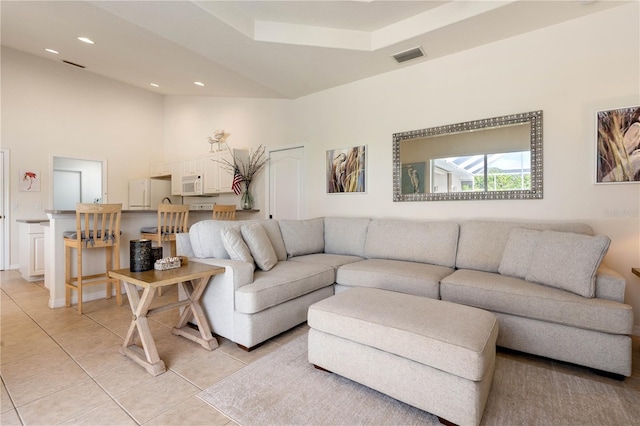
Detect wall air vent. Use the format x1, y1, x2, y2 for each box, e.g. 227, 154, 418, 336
392, 46, 425, 64
62, 60, 86, 69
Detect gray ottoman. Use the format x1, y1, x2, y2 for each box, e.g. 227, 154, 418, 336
308, 287, 498, 426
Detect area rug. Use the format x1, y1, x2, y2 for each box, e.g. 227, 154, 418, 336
199, 334, 640, 425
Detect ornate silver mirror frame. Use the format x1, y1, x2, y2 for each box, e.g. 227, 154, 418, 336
393, 110, 543, 201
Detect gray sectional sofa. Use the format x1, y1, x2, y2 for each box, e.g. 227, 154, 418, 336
176, 217, 634, 377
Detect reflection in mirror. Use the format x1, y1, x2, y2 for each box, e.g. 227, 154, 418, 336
52, 157, 105, 210
393, 111, 543, 201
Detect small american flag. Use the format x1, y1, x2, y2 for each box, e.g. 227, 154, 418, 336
232, 165, 243, 195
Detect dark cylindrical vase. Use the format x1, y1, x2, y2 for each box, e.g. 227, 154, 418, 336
151, 247, 163, 264
130, 239, 152, 272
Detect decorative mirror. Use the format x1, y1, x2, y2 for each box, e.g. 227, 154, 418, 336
393, 110, 543, 201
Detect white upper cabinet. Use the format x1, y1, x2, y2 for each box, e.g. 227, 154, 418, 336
150, 162, 172, 177
204, 149, 247, 194
182, 157, 204, 177
171, 161, 183, 195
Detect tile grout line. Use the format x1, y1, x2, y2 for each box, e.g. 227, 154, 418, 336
1, 286, 142, 426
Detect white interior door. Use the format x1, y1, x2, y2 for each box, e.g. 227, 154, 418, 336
0, 150, 5, 270
53, 170, 81, 210
268, 146, 304, 220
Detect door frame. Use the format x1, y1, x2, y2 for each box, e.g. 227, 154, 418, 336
267, 144, 305, 220
50, 154, 108, 208
1, 148, 9, 270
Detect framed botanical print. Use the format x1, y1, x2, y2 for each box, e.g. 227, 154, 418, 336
596, 105, 640, 183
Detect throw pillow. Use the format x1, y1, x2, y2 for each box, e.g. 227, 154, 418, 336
279, 218, 324, 258
498, 228, 542, 279
525, 230, 610, 298
220, 227, 254, 267
241, 223, 278, 271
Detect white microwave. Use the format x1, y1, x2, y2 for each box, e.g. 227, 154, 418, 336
182, 175, 203, 196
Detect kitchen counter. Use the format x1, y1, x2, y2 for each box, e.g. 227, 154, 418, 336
43, 208, 261, 309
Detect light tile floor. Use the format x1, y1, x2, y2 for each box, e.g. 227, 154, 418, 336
1, 269, 639, 425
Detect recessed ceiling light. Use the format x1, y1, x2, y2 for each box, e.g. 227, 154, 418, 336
45, 48, 59, 54
77, 37, 95, 44
194, 81, 205, 87
150, 83, 159, 88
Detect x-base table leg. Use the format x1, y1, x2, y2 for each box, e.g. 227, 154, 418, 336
120, 282, 166, 376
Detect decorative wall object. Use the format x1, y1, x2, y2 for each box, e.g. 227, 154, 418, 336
326, 145, 366, 193
20, 169, 41, 192
596, 105, 640, 183
393, 110, 543, 201
401, 162, 425, 194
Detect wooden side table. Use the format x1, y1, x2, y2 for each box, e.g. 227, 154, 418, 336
109, 261, 224, 376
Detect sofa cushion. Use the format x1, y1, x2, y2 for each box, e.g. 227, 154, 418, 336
364, 219, 459, 268
525, 230, 610, 298
189, 219, 286, 260
279, 218, 324, 258
498, 228, 541, 279
260, 219, 287, 262
324, 217, 370, 257
241, 223, 278, 271
220, 227, 254, 266
336, 258, 453, 299
440, 269, 633, 335
289, 253, 364, 270
235, 261, 335, 314
456, 220, 594, 272
190, 220, 239, 259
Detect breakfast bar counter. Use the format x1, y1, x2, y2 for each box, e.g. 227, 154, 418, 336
43, 209, 227, 309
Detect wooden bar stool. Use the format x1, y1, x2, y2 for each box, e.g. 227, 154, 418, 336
140, 204, 189, 296
64, 203, 123, 314
140, 204, 190, 258
212, 204, 236, 220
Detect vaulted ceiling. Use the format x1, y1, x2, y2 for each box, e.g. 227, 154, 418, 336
0, 1, 627, 99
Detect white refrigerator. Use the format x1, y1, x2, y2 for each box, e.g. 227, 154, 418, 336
128, 179, 173, 210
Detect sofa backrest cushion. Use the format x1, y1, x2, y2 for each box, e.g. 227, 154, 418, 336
364, 219, 459, 268
190, 220, 238, 259
190, 219, 286, 260
324, 217, 370, 257
456, 220, 594, 272
280, 218, 325, 258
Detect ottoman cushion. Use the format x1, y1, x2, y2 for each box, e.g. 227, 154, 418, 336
308, 287, 498, 382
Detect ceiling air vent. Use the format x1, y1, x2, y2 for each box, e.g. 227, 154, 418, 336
392, 46, 425, 64
62, 60, 86, 69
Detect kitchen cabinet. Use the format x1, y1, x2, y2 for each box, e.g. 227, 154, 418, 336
171, 161, 183, 195
182, 158, 204, 177
150, 162, 172, 177
19, 221, 46, 281
204, 149, 247, 194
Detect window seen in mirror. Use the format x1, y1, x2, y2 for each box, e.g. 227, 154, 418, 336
430, 151, 530, 193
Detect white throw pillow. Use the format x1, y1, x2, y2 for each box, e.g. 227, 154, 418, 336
220, 227, 254, 267
525, 230, 610, 298
498, 228, 542, 279
241, 223, 278, 271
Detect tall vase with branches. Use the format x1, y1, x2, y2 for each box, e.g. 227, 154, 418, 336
218, 145, 267, 210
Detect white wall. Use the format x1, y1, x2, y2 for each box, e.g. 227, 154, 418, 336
163, 96, 295, 212
287, 3, 640, 332
1, 47, 165, 267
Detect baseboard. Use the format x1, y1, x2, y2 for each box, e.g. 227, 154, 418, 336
50, 287, 123, 309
